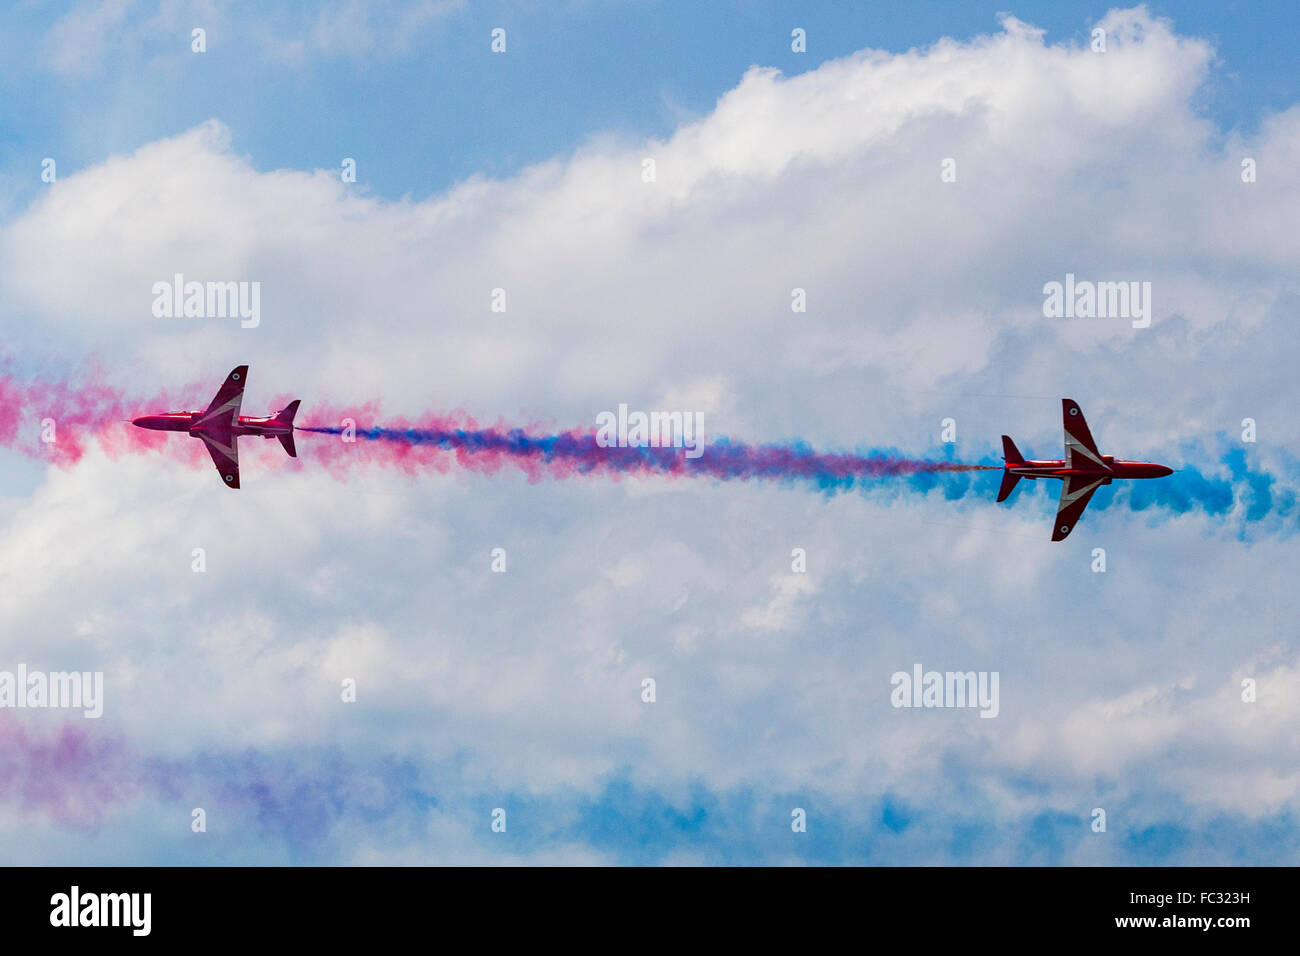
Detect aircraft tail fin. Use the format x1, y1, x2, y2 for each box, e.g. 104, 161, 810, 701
1001, 435, 1023, 464
275, 400, 299, 458
997, 436, 1024, 502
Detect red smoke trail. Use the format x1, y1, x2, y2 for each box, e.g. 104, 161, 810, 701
0, 370, 994, 484
0, 368, 207, 467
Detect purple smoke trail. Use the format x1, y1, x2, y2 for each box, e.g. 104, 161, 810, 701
295, 414, 994, 487
0, 717, 141, 827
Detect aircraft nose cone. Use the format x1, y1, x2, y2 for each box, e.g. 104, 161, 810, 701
1157, 465, 1173, 477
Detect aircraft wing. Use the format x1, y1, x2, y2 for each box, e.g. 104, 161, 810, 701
195, 365, 248, 431
1051, 474, 1104, 541
1062, 398, 1107, 471
197, 431, 240, 489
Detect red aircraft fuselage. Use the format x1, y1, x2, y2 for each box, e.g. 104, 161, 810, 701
1004, 457, 1173, 482
132, 410, 294, 440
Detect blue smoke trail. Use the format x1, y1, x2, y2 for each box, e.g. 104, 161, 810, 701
297, 415, 1297, 538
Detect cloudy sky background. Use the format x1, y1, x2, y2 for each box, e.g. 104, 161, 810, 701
0, 1, 1298, 863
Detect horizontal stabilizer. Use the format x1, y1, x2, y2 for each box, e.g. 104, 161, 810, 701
996, 470, 1022, 502
1001, 435, 1023, 465
274, 400, 300, 426
275, 400, 299, 458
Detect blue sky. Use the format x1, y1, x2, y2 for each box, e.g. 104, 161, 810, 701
3, 1, 1299, 207
1, 2, 1299, 865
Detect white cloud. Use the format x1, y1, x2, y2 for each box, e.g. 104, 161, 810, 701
43, 0, 139, 76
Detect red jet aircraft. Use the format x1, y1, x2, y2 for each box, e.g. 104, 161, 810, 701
132, 366, 299, 488
998, 399, 1172, 541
